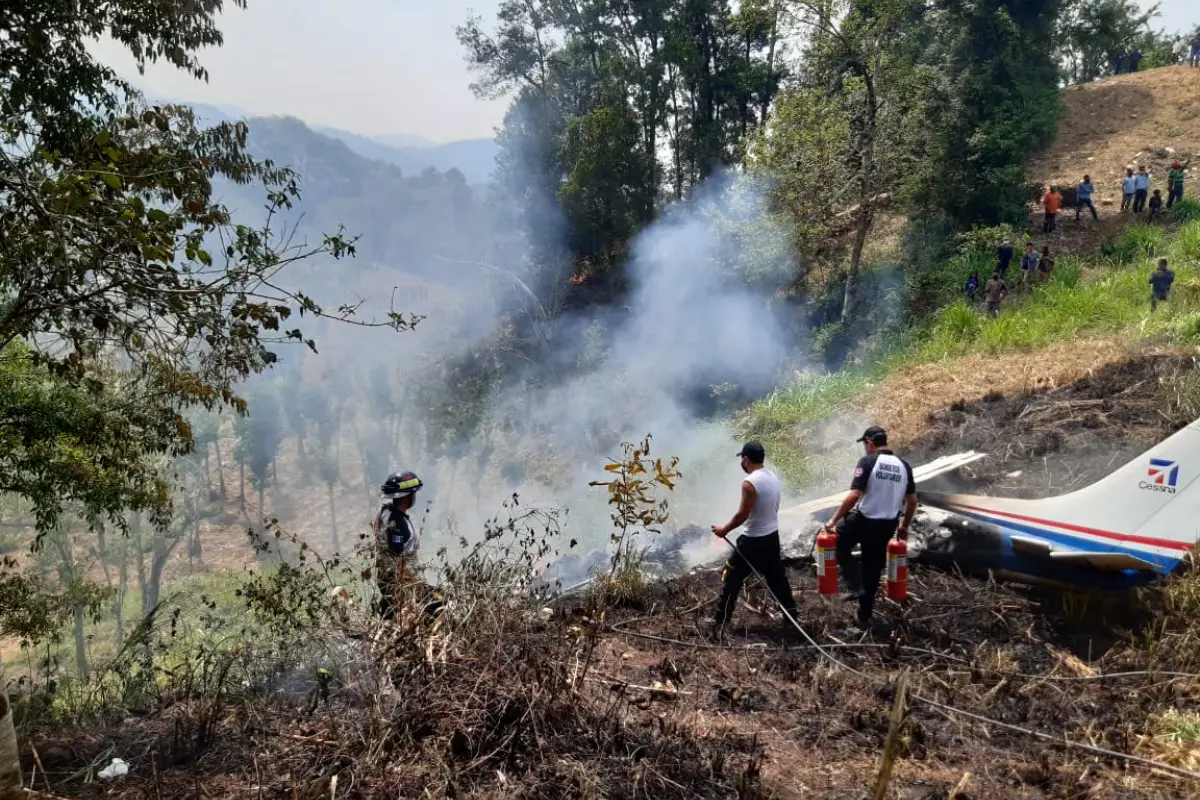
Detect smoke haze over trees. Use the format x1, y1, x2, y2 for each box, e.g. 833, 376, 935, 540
0, 0, 1195, 678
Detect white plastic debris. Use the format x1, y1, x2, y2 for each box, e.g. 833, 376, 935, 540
99, 758, 129, 780
1006, 470, 1024, 478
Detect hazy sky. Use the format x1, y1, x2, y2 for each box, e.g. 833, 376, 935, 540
91, 0, 509, 144
91, 0, 1198, 145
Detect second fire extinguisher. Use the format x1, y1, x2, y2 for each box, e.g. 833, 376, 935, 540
816, 526, 838, 595
885, 536, 907, 601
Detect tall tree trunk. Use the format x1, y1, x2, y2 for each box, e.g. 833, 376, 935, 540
72, 605, 88, 680
258, 485, 266, 538
327, 482, 340, 554
761, 1, 780, 126
115, 539, 128, 648
191, 510, 203, 569
50, 532, 89, 679
296, 436, 309, 485
145, 535, 182, 614
841, 207, 873, 325
133, 513, 148, 615
214, 442, 227, 499
842, 70, 879, 326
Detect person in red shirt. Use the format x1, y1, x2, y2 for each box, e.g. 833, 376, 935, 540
1042, 185, 1063, 233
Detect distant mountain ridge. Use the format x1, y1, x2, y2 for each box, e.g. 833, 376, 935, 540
143, 92, 498, 185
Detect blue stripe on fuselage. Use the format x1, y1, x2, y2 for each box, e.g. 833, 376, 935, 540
948, 507, 1181, 573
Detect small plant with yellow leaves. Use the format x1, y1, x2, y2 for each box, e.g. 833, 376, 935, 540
588, 435, 681, 591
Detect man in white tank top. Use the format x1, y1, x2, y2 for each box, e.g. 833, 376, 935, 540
707, 441, 798, 629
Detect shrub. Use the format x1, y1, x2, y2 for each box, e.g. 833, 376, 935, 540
1101, 225, 1163, 265
1169, 220, 1200, 264
1169, 198, 1200, 224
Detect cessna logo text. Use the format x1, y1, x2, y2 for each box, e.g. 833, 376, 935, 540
1140, 458, 1180, 494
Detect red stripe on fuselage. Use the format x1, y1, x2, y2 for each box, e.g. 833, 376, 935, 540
950, 503, 1194, 552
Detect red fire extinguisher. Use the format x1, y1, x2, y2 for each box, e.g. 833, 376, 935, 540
886, 536, 907, 601
816, 526, 838, 595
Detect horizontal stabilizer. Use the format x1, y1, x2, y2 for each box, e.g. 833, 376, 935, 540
1048, 551, 1162, 572
780, 451, 987, 522
1010, 535, 1053, 557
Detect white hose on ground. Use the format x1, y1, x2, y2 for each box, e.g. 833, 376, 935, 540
723, 537, 1200, 784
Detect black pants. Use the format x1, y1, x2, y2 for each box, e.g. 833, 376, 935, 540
377, 555, 400, 621
1168, 184, 1183, 208
1042, 212, 1056, 233
1076, 199, 1097, 220
837, 513, 899, 627
715, 531, 797, 624
1134, 189, 1148, 213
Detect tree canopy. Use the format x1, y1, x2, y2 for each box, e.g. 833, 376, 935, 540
0, 0, 414, 532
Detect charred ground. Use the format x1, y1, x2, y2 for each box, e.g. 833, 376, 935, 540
17, 356, 1200, 798
910, 352, 1198, 498
23, 551, 1200, 799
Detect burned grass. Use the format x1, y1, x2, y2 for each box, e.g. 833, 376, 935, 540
19, 552, 1200, 799
906, 351, 1199, 498
18, 352, 1200, 798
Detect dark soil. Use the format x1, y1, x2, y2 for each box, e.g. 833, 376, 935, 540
911, 354, 1198, 498
19, 354, 1200, 799
24, 555, 1200, 799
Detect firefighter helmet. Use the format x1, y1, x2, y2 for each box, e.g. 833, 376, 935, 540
381, 470, 423, 500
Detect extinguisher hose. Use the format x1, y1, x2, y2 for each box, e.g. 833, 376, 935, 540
722, 538, 1200, 783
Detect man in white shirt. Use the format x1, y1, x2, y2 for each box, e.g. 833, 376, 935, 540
707, 441, 798, 629
824, 426, 916, 635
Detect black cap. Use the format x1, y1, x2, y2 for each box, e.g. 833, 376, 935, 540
856, 426, 888, 445
736, 441, 766, 462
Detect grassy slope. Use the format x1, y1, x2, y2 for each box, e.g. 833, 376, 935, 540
740, 67, 1200, 482
744, 214, 1200, 483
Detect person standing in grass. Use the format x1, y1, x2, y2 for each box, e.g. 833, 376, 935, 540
1190, 35, 1200, 68
1042, 185, 1063, 233
984, 272, 1007, 318
964, 270, 981, 302
1038, 246, 1055, 282
1133, 165, 1151, 213
1076, 175, 1098, 221
1121, 168, 1136, 212
1168, 160, 1187, 208
1150, 259, 1175, 312
1149, 189, 1164, 222
1020, 242, 1039, 287
996, 238, 1015, 277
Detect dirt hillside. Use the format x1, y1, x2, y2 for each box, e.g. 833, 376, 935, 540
1026, 65, 1200, 254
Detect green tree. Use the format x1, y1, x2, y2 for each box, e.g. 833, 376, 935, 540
906, 0, 1064, 227
458, 0, 785, 284
240, 385, 284, 537
755, 0, 925, 322
0, 0, 416, 536
1058, 0, 1159, 83
559, 100, 655, 282
303, 387, 344, 553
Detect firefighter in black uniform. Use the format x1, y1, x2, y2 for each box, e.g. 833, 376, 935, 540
824, 426, 917, 635
373, 470, 423, 621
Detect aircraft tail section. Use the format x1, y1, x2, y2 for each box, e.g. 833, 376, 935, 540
921, 418, 1200, 571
